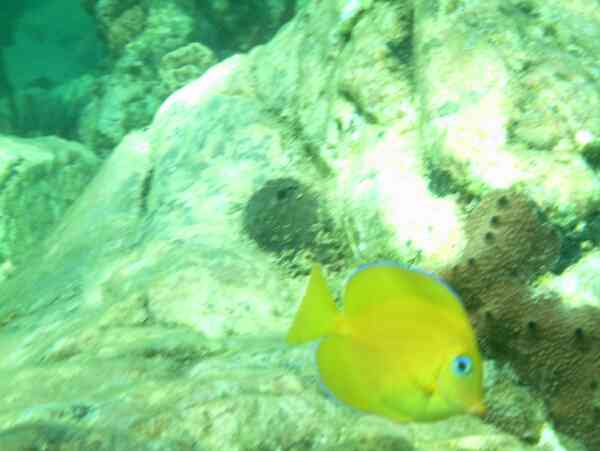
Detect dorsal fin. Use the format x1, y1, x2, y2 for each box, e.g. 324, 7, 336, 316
342, 261, 467, 319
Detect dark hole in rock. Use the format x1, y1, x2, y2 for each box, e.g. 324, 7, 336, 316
497, 195, 510, 208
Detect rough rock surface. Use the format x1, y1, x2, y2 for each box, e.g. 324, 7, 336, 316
0, 0, 599, 450
415, 0, 600, 227
0, 129, 544, 450
79, 0, 301, 155
0, 135, 99, 279
538, 249, 600, 308
79, 1, 198, 154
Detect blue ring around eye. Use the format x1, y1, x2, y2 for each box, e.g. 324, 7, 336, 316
452, 355, 473, 376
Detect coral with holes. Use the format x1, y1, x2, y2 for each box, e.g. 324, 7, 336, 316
445, 190, 560, 310
442, 189, 600, 449
474, 280, 600, 449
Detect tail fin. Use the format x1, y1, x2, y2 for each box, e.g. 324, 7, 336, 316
286, 264, 338, 345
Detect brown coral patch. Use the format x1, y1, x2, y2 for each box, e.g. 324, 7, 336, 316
444, 189, 560, 311
474, 280, 600, 448
442, 188, 599, 448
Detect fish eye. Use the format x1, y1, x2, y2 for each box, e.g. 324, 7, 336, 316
452, 355, 473, 376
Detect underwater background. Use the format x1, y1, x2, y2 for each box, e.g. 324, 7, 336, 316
0, 0, 599, 450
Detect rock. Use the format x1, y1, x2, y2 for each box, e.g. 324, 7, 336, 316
80, 0, 300, 154
0, 0, 596, 449
0, 135, 99, 275
537, 249, 600, 308
414, 0, 600, 228
80, 1, 197, 154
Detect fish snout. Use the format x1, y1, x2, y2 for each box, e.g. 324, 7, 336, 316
468, 400, 487, 416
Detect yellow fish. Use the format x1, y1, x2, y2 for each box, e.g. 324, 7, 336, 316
287, 262, 485, 422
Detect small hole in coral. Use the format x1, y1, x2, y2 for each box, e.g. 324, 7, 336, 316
591, 380, 598, 390
484, 232, 495, 243
467, 257, 476, 266
527, 320, 537, 333
497, 196, 510, 208
276, 186, 297, 201
484, 311, 494, 321
490, 215, 500, 226
575, 327, 584, 340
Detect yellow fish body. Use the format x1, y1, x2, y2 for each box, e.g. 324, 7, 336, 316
287, 262, 485, 422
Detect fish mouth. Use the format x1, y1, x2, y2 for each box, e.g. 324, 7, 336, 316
468, 400, 486, 416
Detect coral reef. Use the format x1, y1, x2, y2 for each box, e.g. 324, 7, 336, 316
104, 5, 147, 54
443, 188, 600, 449
1, 0, 600, 449
159, 42, 217, 93
79, 1, 197, 154
0, 134, 100, 270
79, 0, 302, 154
482, 361, 547, 444
447, 189, 561, 310
196, 0, 298, 56
476, 281, 600, 449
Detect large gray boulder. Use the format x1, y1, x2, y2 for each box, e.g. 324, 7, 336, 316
0, 0, 597, 449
